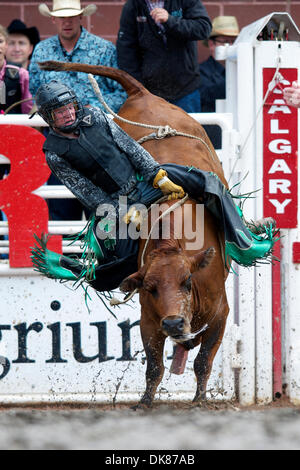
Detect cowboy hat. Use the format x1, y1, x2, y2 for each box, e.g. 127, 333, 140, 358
210, 16, 239, 38
7, 19, 40, 46
38, 0, 97, 17
203, 16, 239, 46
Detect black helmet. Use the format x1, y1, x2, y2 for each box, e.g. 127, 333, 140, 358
35, 80, 84, 133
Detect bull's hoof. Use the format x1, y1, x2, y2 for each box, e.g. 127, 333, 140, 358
131, 401, 152, 411
192, 398, 222, 410
192, 399, 211, 410
192, 392, 206, 404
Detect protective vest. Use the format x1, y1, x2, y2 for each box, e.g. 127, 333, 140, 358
0, 66, 22, 114
43, 109, 137, 194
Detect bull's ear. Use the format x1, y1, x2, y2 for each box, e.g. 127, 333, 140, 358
119, 270, 145, 293
191, 247, 215, 271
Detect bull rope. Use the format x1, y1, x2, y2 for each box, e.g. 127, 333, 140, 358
88, 74, 218, 163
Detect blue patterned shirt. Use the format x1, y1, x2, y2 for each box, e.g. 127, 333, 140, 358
29, 27, 127, 112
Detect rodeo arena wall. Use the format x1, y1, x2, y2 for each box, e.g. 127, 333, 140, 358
0, 9, 300, 407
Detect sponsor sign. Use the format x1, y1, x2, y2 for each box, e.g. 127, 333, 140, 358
0, 276, 223, 402
263, 68, 298, 228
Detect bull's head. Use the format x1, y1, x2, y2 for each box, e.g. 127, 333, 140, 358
120, 246, 215, 346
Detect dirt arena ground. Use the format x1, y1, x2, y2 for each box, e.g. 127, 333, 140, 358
0, 397, 299, 450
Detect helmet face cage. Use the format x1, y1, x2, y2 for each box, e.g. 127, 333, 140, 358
36, 81, 84, 133
48, 94, 83, 133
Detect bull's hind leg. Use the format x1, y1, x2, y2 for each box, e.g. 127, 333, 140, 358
138, 320, 166, 408
193, 307, 229, 402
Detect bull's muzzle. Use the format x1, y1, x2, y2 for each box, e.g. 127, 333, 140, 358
161, 315, 208, 346
161, 316, 185, 337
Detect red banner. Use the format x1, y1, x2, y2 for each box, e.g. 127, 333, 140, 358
263, 68, 298, 228
0, 125, 62, 267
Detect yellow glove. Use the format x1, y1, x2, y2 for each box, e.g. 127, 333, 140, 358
153, 169, 185, 200
123, 206, 143, 230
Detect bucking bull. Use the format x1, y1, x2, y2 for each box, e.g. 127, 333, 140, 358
38, 60, 230, 406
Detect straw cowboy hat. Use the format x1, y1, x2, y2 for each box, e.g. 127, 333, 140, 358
203, 16, 239, 46
39, 0, 97, 17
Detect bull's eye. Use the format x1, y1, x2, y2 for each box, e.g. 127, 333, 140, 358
144, 283, 158, 298
150, 287, 158, 298
183, 275, 192, 291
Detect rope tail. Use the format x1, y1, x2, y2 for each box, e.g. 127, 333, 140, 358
4, 97, 34, 115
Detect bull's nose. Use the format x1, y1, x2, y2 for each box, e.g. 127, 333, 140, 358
162, 317, 184, 335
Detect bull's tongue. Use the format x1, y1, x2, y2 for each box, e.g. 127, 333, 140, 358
170, 344, 188, 375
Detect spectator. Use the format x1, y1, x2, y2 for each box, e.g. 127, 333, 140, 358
199, 16, 239, 148
6, 19, 40, 70
283, 81, 300, 108
116, 0, 211, 113
29, 0, 128, 221
0, 25, 33, 115
29, 0, 127, 112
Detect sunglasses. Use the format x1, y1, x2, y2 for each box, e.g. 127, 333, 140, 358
212, 37, 236, 45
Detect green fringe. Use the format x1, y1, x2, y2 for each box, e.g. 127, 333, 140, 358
223, 175, 281, 270
66, 215, 103, 283
30, 227, 120, 317
31, 234, 77, 280
225, 223, 280, 270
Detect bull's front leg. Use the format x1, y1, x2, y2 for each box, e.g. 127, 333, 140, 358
138, 320, 166, 408
193, 313, 228, 403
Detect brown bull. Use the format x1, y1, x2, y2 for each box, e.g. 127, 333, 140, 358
39, 61, 230, 405
120, 201, 228, 405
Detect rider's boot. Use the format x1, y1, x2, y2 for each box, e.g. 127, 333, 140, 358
161, 164, 278, 268
206, 190, 277, 267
